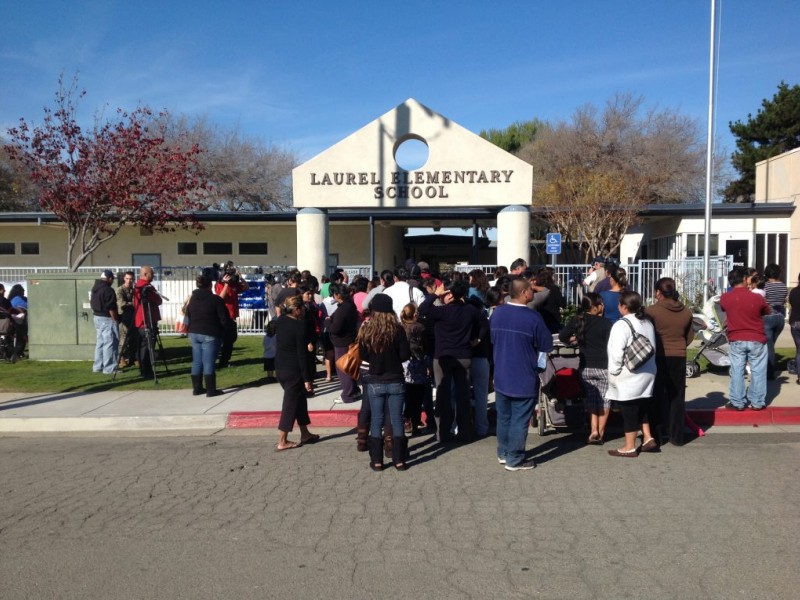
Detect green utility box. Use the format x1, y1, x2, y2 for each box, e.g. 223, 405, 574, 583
27, 273, 100, 360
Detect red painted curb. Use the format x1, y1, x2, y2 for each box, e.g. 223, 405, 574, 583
227, 410, 360, 429
226, 407, 800, 429
687, 407, 800, 428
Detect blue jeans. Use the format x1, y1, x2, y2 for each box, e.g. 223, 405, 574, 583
763, 313, 785, 370
366, 381, 405, 438
495, 390, 535, 467
470, 357, 490, 436
189, 333, 221, 376
728, 340, 767, 409
93, 316, 119, 374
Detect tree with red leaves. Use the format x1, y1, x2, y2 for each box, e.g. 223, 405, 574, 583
6, 75, 208, 271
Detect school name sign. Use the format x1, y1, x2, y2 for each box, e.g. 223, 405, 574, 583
310, 169, 516, 200
292, 98, 532, 209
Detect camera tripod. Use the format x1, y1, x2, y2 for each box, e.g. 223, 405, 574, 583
113, 287, 169, 383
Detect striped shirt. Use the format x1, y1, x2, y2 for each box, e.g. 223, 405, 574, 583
764, 281, 788, 313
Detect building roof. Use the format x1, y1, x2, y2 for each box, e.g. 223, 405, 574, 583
0, 201, 793, 225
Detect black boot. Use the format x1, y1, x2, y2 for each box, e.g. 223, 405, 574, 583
356, 425, 369, 452
392, 436, 409, 471
368, 437, 384, 471
383, 425, 393, 459
191, 375, 205, 396
205, 374, 223, 397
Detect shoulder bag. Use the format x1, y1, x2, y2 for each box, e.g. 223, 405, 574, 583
335, 342, 362, 380
622, 318, 654, 371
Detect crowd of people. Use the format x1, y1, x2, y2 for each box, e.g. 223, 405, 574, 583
78, 258, 800, 471
265, 258, 798, 471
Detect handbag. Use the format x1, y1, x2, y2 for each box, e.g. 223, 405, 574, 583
335, 342, 362, 380
621, 318, 654, 371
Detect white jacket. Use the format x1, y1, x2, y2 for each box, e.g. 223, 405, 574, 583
606, 314, 657, 401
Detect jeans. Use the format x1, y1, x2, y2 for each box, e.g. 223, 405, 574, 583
763, 313, 785, 371
470, 357, 490, 436
93, 316, 119, 374
494, 391, 535, 467
728, 340, 767, 409
189, 333, 221, 376
366, 381, 405, 439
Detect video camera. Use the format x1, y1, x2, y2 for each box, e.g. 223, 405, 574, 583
211, 260, 240, 285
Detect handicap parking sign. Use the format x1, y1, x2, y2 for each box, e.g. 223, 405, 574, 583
546, 232, 561, 255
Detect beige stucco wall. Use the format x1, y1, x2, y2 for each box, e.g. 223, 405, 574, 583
0, 220, 406, 275
755, 148, 799, 285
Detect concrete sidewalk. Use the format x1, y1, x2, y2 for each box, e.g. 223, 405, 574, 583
1, 365, 798, 433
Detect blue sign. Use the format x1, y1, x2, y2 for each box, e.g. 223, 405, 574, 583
545, 232, 562, 255
239, 280, 266, 310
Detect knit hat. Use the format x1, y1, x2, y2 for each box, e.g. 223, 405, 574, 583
369, 293, 394, 314
100, 270, 114, 281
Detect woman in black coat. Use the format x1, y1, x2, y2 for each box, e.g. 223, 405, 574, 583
326, 283, 361, 403
275, 294, 319, 451
186, 274, 230, 397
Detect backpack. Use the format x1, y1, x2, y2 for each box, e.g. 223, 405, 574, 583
621, 318, 654, 371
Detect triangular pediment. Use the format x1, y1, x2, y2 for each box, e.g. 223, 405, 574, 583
293, 98, 532, 208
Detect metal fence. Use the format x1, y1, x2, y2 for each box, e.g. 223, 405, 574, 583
1, 257, 734, 336
1, 264, 292, 336
455, 256, 733, 309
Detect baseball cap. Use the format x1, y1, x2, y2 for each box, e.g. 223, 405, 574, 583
101, 270, 115, 280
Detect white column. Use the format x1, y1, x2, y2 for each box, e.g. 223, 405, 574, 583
296, 208, 328, 278
497, 205, 530, 269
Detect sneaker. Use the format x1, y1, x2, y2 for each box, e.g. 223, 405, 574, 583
497, 457, 507, 464
333, 396, 345, 404
724, 401, 746, 411
504, 461, 535, 471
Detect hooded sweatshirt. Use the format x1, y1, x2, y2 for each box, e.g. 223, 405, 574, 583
90, 279, 118, 317
645, 298, 694, 357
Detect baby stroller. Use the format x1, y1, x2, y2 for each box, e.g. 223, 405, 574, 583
534, 340, 585, 435
0, 307, 18, 363
686, 295, 730, 378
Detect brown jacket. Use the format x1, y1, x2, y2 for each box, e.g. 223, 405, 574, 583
645, 298, 694, 357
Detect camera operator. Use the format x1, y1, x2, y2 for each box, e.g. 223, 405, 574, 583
133, 266, 163, 379
214, 261, 249, 369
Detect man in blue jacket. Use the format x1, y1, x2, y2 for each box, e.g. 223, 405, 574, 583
490, 276, 553, 471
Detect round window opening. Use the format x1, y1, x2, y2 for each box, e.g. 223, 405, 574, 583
394, 137, 429, 171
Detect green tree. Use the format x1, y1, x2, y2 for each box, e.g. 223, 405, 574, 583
479, 119, 545, 154
724, 81, 800, 202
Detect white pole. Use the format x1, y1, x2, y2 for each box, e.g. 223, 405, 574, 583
703, 0, 717, 303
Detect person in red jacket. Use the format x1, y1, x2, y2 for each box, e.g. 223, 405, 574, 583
133, 266, 163, 379
719, 266, 771, 411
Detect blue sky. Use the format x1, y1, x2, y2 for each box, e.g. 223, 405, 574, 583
2, 1, 799, 167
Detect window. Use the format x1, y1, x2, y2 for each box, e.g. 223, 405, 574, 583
203, 242, 233, 255
239, 242, 268, 255
20, 242, 39, 255
755, 233, 788, 276
0, 242, 14, 255
177, 242, 197, 255
686, 234, 718, 257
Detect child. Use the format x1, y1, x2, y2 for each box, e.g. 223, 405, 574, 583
263, 320, 277, 383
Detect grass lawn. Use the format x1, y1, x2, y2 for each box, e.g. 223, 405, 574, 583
0, 336, 270, 394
